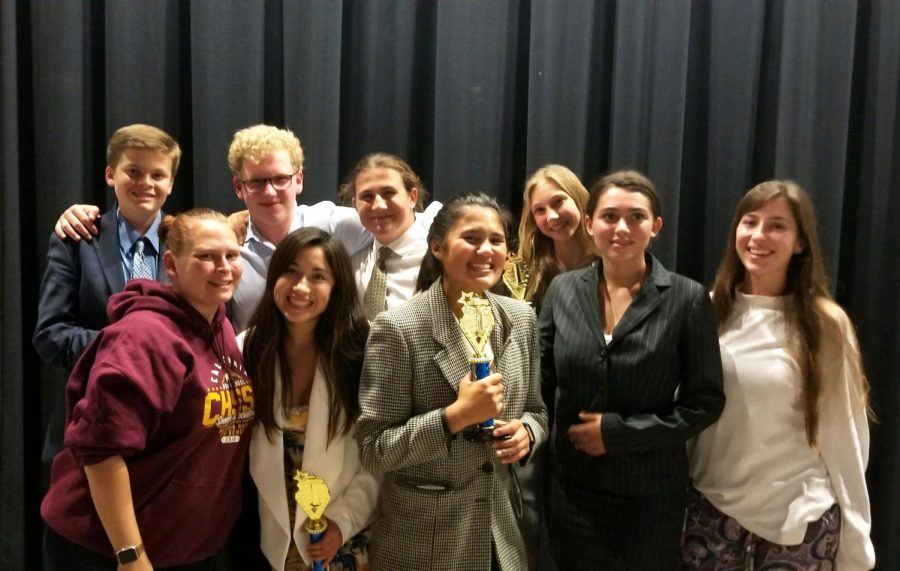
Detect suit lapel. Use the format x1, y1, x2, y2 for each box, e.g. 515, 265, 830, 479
96, 209, 126, 294
302, 365, 343, 486
577, 264, 607, 348
607, 255, 669, 349
249, 364, 292, 537
486, 292, 509, 364
431, 281, 475, 392
157, 238, 169, 285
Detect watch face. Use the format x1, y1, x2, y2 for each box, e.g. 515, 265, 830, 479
116, 546, 139, 564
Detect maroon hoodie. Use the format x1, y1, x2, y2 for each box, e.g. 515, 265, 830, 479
41, 280, 254, 566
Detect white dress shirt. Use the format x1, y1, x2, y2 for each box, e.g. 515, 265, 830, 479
352, 222, 428, 313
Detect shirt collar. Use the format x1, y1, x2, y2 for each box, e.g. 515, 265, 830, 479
245, 205, 302, 248
117, 208, 162, 253
373, 221, 427, 257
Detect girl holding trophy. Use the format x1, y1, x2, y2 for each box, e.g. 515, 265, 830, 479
242, 228, 377, 571
356, 192, 548, 571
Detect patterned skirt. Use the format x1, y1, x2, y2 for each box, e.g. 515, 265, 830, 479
681, 486, 841, 571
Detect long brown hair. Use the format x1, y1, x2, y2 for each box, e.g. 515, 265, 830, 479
711, 180, 870, 446
517, 165, 593, 304
243, 228, 370, 444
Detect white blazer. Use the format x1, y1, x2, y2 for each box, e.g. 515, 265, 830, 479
240, 334, 380, 570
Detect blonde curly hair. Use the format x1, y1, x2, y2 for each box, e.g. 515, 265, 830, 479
227, 124, 304, 176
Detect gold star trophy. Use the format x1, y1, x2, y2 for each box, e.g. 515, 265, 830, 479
294, 470, 331, 571
502, 253, 531, 302
458, 291, 496, 431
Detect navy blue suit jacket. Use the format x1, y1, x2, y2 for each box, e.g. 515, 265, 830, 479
33, 207, 166, 458
539, 255, 725, 495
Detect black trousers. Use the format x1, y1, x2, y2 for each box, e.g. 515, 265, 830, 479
546, 472, 685, 570
43, 527, 221, 571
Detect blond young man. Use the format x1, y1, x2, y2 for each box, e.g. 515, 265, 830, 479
34, 124, 182, 459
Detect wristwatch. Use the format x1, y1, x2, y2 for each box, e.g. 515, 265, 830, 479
115, 543, 144, 565
523, 423, 536, 450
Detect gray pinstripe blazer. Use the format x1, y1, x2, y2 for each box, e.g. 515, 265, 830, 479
540, 255, 724, 495
356, 279, 548, 571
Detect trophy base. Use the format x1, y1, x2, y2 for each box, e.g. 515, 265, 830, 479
461, 425, 512, 442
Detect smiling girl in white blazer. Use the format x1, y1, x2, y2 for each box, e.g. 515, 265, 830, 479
240, 227, 378, 571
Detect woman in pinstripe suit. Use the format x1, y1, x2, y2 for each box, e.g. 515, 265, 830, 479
540, 171, 725, 570
356, 193, 548, 571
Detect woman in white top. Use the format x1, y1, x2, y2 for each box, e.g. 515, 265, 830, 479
683, 180, 874, 570
241, 227, 378, 571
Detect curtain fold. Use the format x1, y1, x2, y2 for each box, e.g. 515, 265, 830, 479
5, 1, 899, 568
1, 0, 25, 566
609, 0, 693, 266
283, 0, 344, 203
433, 0, 527, 200
189, 0, 266, 212
849, 2, 900, 566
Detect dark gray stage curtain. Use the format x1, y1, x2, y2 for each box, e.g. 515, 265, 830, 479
698, 0, 765, 278
283, 0, 344, 203
526, 0, 615, 182
190, 0, 267, 212
1, 1, 26, 567
334, 0, 436, 200
432, 1, 529, 206
106, 0, 192, 212
847, 1, 900, 566
4, 1, 900, 568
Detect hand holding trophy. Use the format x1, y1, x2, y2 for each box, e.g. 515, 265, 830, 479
457, 291, 501, 436
294, 470, 332, 571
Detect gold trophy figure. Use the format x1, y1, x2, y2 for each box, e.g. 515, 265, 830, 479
502, 253, 532, 302
458, 292, 496, 432
294, 470, 331, 571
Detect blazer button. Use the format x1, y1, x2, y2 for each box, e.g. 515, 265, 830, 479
599, 349, 607, 360
481, 461, 494, 474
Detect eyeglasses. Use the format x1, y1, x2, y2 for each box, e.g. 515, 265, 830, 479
239, 173, 296, 194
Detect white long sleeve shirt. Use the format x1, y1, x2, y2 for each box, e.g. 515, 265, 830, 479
690, 292, 874, 570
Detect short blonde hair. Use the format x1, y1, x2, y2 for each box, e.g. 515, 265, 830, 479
107, 124, 182, 175
227, 124, 304, 176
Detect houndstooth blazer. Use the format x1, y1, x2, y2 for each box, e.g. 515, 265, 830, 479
356, 279, 548, 571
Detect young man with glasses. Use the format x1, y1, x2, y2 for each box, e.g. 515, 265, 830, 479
225, 124, 373, 330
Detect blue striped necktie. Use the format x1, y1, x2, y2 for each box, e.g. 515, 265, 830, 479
131, 238, 153, 280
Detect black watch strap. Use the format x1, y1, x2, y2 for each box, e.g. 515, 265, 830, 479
115, 543, 144, 565
523, 423, 535, 448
